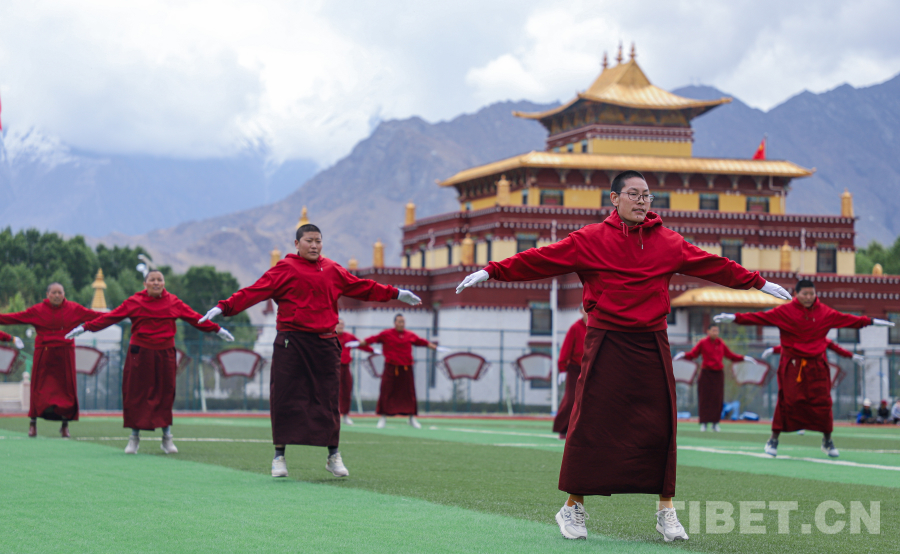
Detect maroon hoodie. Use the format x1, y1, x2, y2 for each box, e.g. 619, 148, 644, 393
486, 210, 766, 332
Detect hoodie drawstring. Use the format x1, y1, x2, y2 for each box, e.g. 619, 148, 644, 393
620, 222, 644, 250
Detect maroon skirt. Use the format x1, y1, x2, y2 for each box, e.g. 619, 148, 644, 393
376, 364, 417, 416
122, 345, 176, 430
772, 353, 833, 434
553, 364, 580, 435
559, 329, 676, 497
270, 331, 342, 446
339, 363, 353, 415
30, 345, 79, 421
697, 368, 725, 424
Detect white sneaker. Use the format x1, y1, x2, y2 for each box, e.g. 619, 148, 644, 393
342, 415, 354, 426
326, 453, 349, 477
822, 439, 839, 458
555, 502, 588, 540
376, 416, 386, 429
160, 434, 178, 454
699, 423, 707, 432
656, 507, 688, 542
764, 438, 778, 457
271, 455, 288, 477
713, 423, 721, 432
125, 436, 140, 454
409, 416, 422, 429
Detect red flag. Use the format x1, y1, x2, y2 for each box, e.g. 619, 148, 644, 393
752, 137, 766, 160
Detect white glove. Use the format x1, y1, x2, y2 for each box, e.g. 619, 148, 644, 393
456, 269, 489, 294
344, 341, 361, 348
872, 318, 895, 327
672, 351, 686, 362
435, 346, 452, 353
397, 289, 422, 306
852, 353, 866, 364
217, 328, 235, 342
198, 306, 223, 324
743, 355, 759, 365
760, 281, 792, 300
713, 313, 736, 324
13, 337, 24, 350
372, 345, 383, 355
762, 347, 775, 359
558, 372, 567, 385
65, 325, 85, 340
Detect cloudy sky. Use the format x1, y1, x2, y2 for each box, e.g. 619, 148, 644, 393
2, 0, 899, 167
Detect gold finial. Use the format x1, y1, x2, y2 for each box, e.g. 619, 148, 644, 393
373, 239, 384, 268
872, 263, 883, 276
90, 268, 108, 311
840, 188, 854, 218
405, 202, 416, 226
461, 234, 475, 266
616, 41, 623, 64
630, 43, 636, 61
270, 248, 281, 268
296, 206, 310, 229
348, 258, 358, 270
601, 51, 608, 70
780, 241, 792, 272
496, 174, 511, 206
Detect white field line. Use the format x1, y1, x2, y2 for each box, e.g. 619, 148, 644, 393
492, 443, 564, 448
678, 445, 900, 471
440, 427, 560, 439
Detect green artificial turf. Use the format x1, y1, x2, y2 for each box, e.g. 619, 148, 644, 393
1, 416, 897, 553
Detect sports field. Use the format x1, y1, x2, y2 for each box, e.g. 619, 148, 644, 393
1, 415, 897, 553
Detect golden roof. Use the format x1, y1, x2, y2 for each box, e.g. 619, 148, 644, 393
670, 287, 789, 309
514, 60, 730, 120
440, 151, 814, 187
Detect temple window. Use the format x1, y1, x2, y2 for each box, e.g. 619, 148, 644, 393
601, 192, 614, 207
888, 313, 900, 344
580, 140, 588, 153
747, 196, 770, 213
420, 249, 426, 268
529, 302, 552, 336
816, 243, 837, 273
540, 189, 563, 206
447, 243, 453, 265
653, 192, 670, 209
699, 193, 719, 210
567, 144, 574, 153
522, 189, 529, 205
516, 237, 537, 253
837, 312, 862, 343
721, 239, 743, 264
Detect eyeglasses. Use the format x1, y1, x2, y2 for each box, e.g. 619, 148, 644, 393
621, 191, 654, 203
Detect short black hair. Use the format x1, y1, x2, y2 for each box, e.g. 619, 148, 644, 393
796, 279, 815, 293
144, 269, 164, 281
46, 282, 65, 294
611, 170, 646, 194
296, 224, 322, 241
394, 313, 404, 321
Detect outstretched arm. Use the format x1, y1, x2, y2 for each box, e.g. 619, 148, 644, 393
721, 342, 746, 362
0, 306, 40, 326
339, 266, 401, 303
214, 266, 286, 319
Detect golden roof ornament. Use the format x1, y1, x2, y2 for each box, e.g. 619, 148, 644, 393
348, 258, 359, 270
405, 202, 416, 226
496, 174, 511, 206
461, 234, 475, 266
840, 189, 854, 218
780, 241, 792, 272
601, 52, 608, 70
872, 263, 883, 276
90, 268, 108, 311
373, 239, 384, 268
296, 206, 310, 229
615, 42, 623, 64
630, 43, 636, 61
270, 248, 281, 268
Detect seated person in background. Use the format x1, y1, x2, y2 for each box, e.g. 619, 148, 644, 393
857, 399, 875, 424
891, 399, 900, 425
876, 400, 890, 424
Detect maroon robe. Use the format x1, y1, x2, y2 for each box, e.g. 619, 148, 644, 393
0, 300, 102, 421
82, 290, 220, 430
365, 329, 430, 416
684, 337, 744, 424
337, 332, 371, 415
734, 298, 871, 434
553, 319, 587, 435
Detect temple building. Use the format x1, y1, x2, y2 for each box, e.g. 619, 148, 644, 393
336, 48, 900, 408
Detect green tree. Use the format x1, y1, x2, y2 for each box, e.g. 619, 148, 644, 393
856, 235, 900, 275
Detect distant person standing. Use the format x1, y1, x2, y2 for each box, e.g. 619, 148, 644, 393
360, 314, 436, 429
335, 318, 372, 425
553, 308, 588, 440
68, 271, 233, 454
0, 283, 101, 438
673, 325, 757, 432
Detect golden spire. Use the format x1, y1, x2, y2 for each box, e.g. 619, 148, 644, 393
348, 258, 358, 270
840, 189, 854, 218
373, 239, 384, 268
296, 206, 310, 229
270, 248, 281, 268
615, 41, 623, 64
601, 51, 608, 70
780, 241, 792, 272
630, 43, 636, 61
405, 202, 416, 226
461, 234, 475, 266
872, 263, 883, 276
496, 174, 511, 206
90, 268, 108, 311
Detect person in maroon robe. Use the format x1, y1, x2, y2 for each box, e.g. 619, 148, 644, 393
456, 170, 792, 542
714, 279, 893, 458
553, 308, 587, 439
765, 339, 864, 367
360, 313, 436, 430
673, 325, 757, 432
335, 318, 372, 425
198, 224, 421, 479
0, 283, 102, 438
67, 270, 232, 454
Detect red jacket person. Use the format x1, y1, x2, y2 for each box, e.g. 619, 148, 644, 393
456, 170, 791, 542
335, 318, 372, 425
553, 309, 587, 439
198, 224, 422, 479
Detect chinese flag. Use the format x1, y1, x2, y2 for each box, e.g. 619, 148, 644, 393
752, 137, 766, 160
